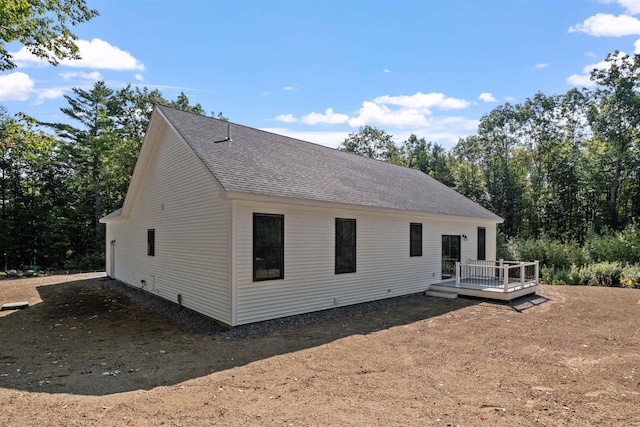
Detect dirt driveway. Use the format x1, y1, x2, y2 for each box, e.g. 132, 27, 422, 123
0, 274, 639, 426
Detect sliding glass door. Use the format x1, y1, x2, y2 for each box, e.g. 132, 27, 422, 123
442, 235, 461, 279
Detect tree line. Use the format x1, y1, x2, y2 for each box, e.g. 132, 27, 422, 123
340, 51, 640, 245
2, 50, 639, 271
0, 82, 220, 270
2, 3, 638, 278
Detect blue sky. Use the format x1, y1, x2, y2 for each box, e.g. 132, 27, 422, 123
1, 0, 640, 148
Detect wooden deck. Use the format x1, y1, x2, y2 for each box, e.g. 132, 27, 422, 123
427, 260, 540, 301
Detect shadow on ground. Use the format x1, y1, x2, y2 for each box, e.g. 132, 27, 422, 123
0, 277, 478, 396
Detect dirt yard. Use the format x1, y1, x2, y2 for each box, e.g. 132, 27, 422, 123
0, 274, 638, 426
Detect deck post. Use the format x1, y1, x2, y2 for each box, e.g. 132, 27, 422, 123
535, 260, 539, 284
520, 263, 525, 288
455, 262, 460, 287
498, 259, 504, 283
503, 263, 509, 292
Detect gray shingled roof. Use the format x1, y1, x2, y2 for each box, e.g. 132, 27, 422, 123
157, 105, 501, 221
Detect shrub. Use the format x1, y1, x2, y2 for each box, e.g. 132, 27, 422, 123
540, 266, 554, 285
579, 261, 623, 287
583, 233, 626, 263
496, 231, 512, 261
568, 266, 583, 285
553, 269, 571, 285
511, 236, 584, 270
620, 264, 640, 289
583, 224, 640, 264
540, 267, 571, 285
617, 224, 640, 264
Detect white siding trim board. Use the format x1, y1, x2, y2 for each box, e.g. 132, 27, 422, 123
231, 199, 239, 327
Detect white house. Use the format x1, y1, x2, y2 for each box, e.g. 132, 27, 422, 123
101, 105, 509, 327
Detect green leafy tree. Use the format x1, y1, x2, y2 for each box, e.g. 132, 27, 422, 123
451, 136, 487, 205
403, 134, 454, 186
169, 92, 205, 115
588, 51, 640, 229
475, 103, 528, 237
339, 126, 404, 164
107, 85, 167, 200
110, 85, 167, 146
0, 0, 98, 70
39, 83, 225, 266
555, 89, 592, 240
0, 109, 69, 269
41, 81, 115, 256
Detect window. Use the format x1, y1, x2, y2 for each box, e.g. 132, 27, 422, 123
147, 229, 155, 256
477, 227, 486, 261
410, 223, 422, 257
335, 218, 356, 274
253, 213, 284, 281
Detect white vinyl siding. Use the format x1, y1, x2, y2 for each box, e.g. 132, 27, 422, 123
233, 200, 496, 325
106, 120, 232, 324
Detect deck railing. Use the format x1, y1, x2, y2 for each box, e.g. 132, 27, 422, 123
455, 259, 539, 292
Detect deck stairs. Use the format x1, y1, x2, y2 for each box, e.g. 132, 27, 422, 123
424, 285, 458, 299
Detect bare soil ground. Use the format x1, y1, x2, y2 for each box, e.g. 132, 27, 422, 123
0, 273, 639, 426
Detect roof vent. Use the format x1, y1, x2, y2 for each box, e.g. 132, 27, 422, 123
213, 122, 232, 143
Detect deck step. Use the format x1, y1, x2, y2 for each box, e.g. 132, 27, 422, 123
424, 289, 458, 299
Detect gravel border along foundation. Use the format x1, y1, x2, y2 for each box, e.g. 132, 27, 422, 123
103, 277, 540, 339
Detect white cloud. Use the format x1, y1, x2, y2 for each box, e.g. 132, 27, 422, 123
135, 73, 144, 82
393, 124, 480, 147
381, 117, 480, 148
11, 38, 145, 70
281, 92, 473, 130
567, 51, 629, 87
585, 51, 598, 57
348, 101, 429, 128
583, 60, 607, 73
566, 74, 596, 87
599, 0, 640, 15
284, 86, 298, 91
478, 92, 497, 102
373, 92, 470, 113
0, 72, 34, 101
634, 38, 640, 53
264, 116, 480, 149
569, 13, 640, 36
581, 51, 628, 73
275, 114, 297, 123
260, 128, 350, 148
59, 71, 102, 80
505, 96, 516, 102
534, 63, 550, 69
383, 68, 391, 73
301, 108, 350, 125
282, 91, 477, 146
34, 89, 65, 105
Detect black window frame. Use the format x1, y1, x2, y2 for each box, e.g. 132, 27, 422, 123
253, 213, 284, 281
410, 223, 422, 257
335, 218, 356, 274
147, 229, 155, 256
477, 227, 486, 261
